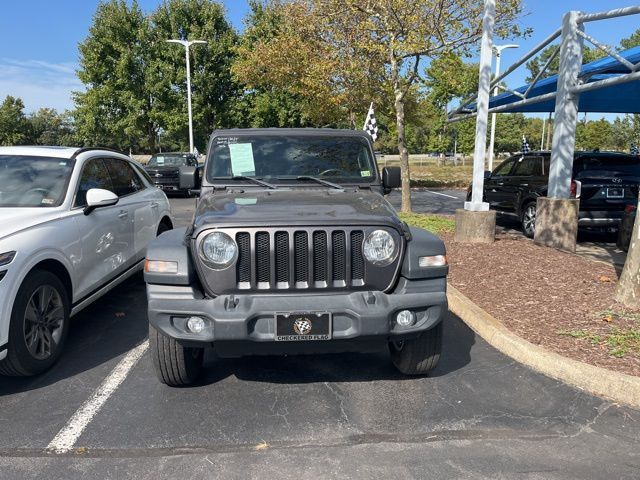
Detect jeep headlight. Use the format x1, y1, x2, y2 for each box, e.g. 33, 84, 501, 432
363, 230, 397, 266
200, 231, 237, 268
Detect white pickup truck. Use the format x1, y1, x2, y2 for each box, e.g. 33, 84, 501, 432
0, 146, 172, 376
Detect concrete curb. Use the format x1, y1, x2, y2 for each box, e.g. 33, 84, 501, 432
447, 284, 640, 408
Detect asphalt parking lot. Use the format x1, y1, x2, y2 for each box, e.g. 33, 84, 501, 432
1, 195, 639, 479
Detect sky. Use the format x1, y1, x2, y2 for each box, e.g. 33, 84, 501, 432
0, 0, 638, 115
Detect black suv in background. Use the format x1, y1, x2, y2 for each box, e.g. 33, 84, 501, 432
144, 152, 202, 195
468, 151, 640, 237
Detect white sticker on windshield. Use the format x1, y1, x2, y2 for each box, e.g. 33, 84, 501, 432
229, 143, 256, 176
156, 156, 165, 165
361, 170, 371, 177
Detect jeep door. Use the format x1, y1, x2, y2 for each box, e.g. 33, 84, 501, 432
485, 157, 516, 210
72, 158, 130, 299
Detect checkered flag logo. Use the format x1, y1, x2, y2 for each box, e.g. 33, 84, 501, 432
522, 135, 530, 154
363, 102, 378, 142
631, 143, 639, 155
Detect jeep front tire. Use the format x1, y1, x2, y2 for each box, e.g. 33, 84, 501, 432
389, 321, 443, 375
149, 324, 204, 386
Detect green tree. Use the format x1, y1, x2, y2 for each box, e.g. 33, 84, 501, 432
149, 0, 239, 152
28, 108, 77, 146
0, 96, 29, 146
231, 1, 309, 128
244, 0, 526, 212
576, 118, 614, 151
74, 0, 152, 152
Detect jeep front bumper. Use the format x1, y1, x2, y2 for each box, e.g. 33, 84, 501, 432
147, 277, 447, 357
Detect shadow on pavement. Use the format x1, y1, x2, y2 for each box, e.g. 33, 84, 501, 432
192, 313, 474, 387
0, 274, 149, 396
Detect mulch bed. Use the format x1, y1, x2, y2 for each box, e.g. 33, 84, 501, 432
442, 232, 640, 377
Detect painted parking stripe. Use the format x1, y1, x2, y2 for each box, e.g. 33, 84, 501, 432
424, 190, 460, 199
46, 341, 149, 454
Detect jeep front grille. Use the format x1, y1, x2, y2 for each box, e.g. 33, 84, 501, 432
194, 226, 403, 295
234, 228, 368, 290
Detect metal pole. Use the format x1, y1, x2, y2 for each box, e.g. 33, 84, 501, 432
541, 117, 546, 150
464, 0, 494, 212
487, 51, 500, 171
548, 11, 584, 198
488, 44, 518, 171
185, 43, 194, 154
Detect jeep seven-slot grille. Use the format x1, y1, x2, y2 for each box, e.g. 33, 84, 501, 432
235, 229, 365, 290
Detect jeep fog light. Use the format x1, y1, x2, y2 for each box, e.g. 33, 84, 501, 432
187, 316, 206, 334
396, 310, 415, 327
363, 230, 396, 265
418, 255, 447, 267
201, 231, 237, 268
145, 260, 178, 274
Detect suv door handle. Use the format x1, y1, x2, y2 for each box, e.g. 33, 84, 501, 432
118, 210, 129, 219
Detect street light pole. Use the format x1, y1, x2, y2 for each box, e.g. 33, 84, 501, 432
487, 43, 519, 171
167, 39, 207, 154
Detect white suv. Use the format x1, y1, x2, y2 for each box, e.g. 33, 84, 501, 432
0, 147, 172, 376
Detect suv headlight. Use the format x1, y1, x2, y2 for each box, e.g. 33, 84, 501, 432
200, 232, 237, 269
363, 230, 397, 266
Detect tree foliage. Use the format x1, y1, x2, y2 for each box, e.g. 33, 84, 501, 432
0, 96, 29, 146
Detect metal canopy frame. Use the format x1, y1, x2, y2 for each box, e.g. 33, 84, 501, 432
451, 6, 640, 121
454, 5, 640, 207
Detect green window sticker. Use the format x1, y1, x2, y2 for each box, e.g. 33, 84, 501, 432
229, 143, 256, 176
361, 170, 371, 177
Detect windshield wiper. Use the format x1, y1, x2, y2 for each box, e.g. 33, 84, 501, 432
214, 176, 277, 189
294, 175, 343, 190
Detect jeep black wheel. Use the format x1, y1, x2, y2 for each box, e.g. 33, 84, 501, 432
149, 324, 203, 386
389, 321, 442, 375
0, 270, 70, 376
521, 202, 536, 238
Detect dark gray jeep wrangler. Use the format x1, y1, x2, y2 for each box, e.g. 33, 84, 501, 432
144, 128, 448, 386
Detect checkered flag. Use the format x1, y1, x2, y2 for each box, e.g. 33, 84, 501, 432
631, 143, 639, 155
363, 102, 378, 142
522, 135, 530, 154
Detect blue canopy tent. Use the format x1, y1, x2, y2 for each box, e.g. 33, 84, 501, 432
474, 46, 640, 113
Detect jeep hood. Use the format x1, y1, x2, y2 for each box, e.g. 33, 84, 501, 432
192, 189, 403, 231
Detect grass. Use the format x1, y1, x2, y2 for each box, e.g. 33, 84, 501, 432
557, 327, 640, 359
409, 164, 473, 189
398, 212, 455, 235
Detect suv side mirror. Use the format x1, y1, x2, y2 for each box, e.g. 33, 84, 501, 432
179, 166, 197, 190
382, 166, 401, 191
84, 188, 119, 215
484, 170, 492, 179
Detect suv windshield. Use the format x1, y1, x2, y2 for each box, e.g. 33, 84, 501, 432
574, 155, 640, 179
148, 154, 190, 167
0, 155, 74, 207
207, 135, 376, 184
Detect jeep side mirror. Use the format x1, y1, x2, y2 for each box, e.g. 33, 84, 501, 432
179, 166, 197, 190
382, 167, 401, 191
84, 188, 119, 215
484, 170, 492, 179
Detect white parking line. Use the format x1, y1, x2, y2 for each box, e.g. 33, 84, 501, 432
424, 190, 460, 199
46, 340, 149, 454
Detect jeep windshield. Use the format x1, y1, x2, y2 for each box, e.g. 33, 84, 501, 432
147, 154, 190, 167
0, 155, 74, 207
207, 135, 376, 185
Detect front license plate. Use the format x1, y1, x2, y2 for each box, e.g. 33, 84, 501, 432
275, 312, 332, 341
607, 187, 624, 198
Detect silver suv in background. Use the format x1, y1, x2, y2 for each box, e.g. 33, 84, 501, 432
0, 147, 172, 376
